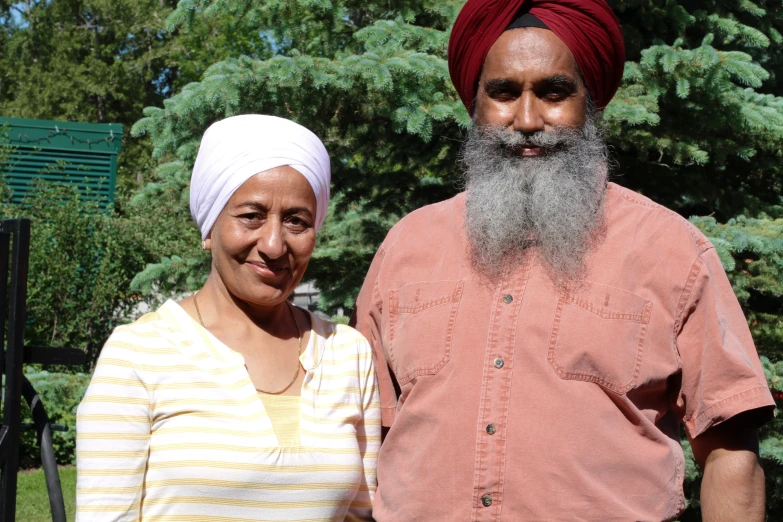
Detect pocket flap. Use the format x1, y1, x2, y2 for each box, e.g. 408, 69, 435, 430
566, 282, 651, 323
550, 281, 653, 395
389, 280, 464, 315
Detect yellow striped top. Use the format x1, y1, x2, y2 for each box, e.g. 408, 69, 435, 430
76, 300, 381, 521
258, 394, 301, 446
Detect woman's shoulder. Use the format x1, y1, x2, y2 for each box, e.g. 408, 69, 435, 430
112, 307, 179, 338
307, 313, 373, 371
102, 302, 189, 355
311, 315, 370, 348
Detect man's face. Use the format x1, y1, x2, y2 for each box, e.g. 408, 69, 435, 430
461, 27, 607, 286
474, 27, 589, 156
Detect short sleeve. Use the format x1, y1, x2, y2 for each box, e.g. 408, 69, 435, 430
351, 245, 398, 427
76, 332, 151, 521
673, 247, 775, 439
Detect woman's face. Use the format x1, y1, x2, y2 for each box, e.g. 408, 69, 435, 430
206, 166, 318, 309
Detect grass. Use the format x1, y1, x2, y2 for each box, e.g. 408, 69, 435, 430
16, 467, 76, 522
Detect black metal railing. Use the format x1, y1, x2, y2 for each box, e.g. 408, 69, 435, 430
0, 219, 85, 522
0, 218, 31, 522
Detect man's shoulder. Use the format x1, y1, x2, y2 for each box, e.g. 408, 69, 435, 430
606, 183, 713, 255
381, 192, 466, 250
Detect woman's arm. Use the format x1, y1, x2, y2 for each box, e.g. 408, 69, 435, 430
345, 337, 382, 522
76, 338, 151, 522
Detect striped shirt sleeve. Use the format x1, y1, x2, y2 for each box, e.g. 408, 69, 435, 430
346, 333, 382, 521
76, 332, 152, 522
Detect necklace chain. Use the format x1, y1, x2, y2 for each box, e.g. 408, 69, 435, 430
193, 291, 303, 395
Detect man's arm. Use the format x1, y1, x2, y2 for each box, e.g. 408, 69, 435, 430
672, 248, 775, 520
690, 411, 765, 522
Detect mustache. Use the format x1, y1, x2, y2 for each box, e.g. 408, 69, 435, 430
474, 124, 584, 154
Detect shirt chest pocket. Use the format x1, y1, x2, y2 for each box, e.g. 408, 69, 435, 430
548, 282, 653, 395
384, 280, 464, 386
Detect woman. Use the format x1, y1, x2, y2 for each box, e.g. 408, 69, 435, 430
76, 115, 380, 521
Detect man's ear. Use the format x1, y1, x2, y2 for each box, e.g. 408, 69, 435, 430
203, 236, 212, 251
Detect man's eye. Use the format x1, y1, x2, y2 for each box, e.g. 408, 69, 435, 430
544, 88, 571, 101
489, 89, 518, 100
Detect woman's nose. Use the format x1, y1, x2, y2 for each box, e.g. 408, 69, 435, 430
256, 218, 287, 259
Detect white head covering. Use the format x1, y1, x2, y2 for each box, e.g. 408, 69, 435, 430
189, 114, 331, 239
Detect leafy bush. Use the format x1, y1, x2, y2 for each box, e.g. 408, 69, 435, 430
0, 177, 198, 369
3, 182, 145, 368
18, 370, 90, 468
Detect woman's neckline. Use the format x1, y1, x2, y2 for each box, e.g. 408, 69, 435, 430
162, 299, 321, 370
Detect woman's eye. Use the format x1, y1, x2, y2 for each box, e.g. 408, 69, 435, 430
286, 217, 311, 231
238, 213, 264, 225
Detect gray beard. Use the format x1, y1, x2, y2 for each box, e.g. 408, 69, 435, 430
461, 115, 609, 286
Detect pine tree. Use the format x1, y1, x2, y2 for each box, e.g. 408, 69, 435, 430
130, 2, 783, 515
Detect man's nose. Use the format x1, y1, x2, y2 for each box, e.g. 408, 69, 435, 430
511, 93, 545, 134
256, 218, 287, 259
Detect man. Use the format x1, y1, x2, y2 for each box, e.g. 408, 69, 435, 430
352, 0, 775, 520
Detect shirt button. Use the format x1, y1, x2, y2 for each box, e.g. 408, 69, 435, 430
481, 494, 492, 507
503, 294, 513, 304
494, 357, 504, 369
486, 424, 496, 435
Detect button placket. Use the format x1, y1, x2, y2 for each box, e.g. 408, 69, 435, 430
471, 262, 531, 520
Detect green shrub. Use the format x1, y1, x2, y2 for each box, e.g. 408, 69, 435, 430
19, 370, 90, 468
0, 181, 148, 369
0, 176, 198, 370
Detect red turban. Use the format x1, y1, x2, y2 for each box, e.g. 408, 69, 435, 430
448, 0, 625, 113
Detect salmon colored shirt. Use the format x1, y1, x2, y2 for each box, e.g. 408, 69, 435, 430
353, 183, 774, 521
